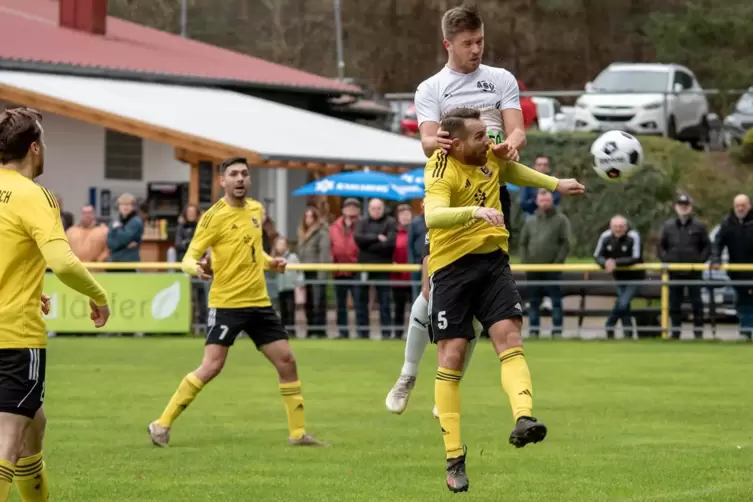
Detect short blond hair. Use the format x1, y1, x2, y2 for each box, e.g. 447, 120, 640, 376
116, 193, 136, 205
442, 4, 483, 40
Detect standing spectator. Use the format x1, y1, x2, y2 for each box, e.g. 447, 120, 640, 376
297, 206, 331, 338
392, 204, 413, 340
593, 215, 644, 339
519, 155, 561, 218
658, 195, 711, 339
66, 204, 109, 264
174, 204, 200, 262
711, 194, 753, 340
354, 198, 397, 340
106, 193, 144, 271
407, 210, 427, 298
55, 193, 74, 230
273, 236, 303, 336
329, 198, 361, 339
261, 206, 279, 254
519, 190, 570, 337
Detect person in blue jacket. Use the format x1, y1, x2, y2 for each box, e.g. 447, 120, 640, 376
520, 155, 560, 218
106, 193, 144, 272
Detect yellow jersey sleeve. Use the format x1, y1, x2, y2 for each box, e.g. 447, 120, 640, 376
181, 211, 217, 276
18, 185, 68, 248
487, 150, 560, 192
41, 240, 108, 306
424, 152, 478, 229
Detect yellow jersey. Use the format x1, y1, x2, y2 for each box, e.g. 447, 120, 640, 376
183, 198, 271, 309
424, 147, 559, 276
0, 169, 68, 348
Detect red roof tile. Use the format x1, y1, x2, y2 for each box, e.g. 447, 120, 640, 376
0, 0, 359, 94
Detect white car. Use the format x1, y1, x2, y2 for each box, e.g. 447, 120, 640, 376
532, 97, 572, 132
574, 63, 710, 148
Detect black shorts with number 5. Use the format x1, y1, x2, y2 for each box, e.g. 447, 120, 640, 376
206, 306, 288, 349
428, 250, 522, 343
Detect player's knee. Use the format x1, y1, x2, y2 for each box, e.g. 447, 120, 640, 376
199, 357, 225, 381
437, 339, 467, 371
19, 412, 45, 458
488, 318, 523, 351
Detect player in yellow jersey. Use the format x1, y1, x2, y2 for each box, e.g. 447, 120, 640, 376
148, 157, 327, 448
424, 108, 584, 493
0, 107, 110, 502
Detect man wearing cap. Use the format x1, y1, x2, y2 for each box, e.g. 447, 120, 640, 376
657, 195, 711, 339
329, 198, 362, 339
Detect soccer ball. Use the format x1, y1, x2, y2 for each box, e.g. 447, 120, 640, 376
590, 130, 644, 182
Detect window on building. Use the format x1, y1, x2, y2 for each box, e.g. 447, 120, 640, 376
105, 129, 143, 180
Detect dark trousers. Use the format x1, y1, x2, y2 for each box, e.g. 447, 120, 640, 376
334, 275, 357, 339
669, 272, 704, 339
278, 290, 296, 335
606, 283, 637, 338
526, 272, 563, 336
304, 271, 327, 338
392, 286, 412, 339
355, 271, 392, 339
734, 286, 753, 338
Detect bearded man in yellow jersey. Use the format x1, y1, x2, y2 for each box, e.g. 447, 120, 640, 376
424, 108, 584, 493
148, 157, 326, 448
0, 108, 110, 502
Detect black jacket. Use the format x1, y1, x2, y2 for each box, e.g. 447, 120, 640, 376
354, 215, 397, 264
711, 210, 753, 279
657, 216, 711, 274
593, 229, 644, 280
174, 222, 197, 261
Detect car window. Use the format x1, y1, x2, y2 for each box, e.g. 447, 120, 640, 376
673, 71, 694, 90
737, 93, 753, 113
536, 103, 551, 118
554, 101, 562, 115
592, 69, 668, 93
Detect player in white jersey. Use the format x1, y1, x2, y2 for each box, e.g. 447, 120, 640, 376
386, 4, 529, 416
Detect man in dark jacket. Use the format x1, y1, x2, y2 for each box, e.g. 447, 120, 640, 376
593, 215, 643, 339
354, 198, 397, 339
658, 195, 711, 339
519, 190, 571, 336
107, 193, 144, 271
519, 155, 560, 218
407, 213, 427, 298
711, 194, 753, 339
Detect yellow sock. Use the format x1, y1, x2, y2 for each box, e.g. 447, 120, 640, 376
0, 458, 14, 501
14, 452, 47, 501
435, 367, 463, 459
156, 372, 205, 427
279, 381, 305, 440
500, 347, 533, 421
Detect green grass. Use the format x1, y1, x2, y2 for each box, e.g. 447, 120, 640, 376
31, 338, 753, 501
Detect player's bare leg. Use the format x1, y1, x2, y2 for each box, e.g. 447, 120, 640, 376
488, 318, 547, 448
148, 344, 227, 447
15, 408, 49, 501
436, 338, 469, 493
261, 340, 328, 447
0, 412, 29, 499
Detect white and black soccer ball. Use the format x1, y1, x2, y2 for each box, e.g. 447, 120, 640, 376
590, 130, 644, 182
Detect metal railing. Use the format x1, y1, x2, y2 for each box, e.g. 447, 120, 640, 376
76, 261, 753, 339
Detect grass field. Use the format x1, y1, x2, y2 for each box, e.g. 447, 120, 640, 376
27, 338, 753, 501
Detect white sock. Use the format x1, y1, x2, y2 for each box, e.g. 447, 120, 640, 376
462, 318, 482, 374
400, 294, 430, 377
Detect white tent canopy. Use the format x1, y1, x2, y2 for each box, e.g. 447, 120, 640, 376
0, 70, 427, 168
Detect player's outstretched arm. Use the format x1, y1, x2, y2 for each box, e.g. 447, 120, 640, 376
40, 240, 109, 327
492, 152, 585, 196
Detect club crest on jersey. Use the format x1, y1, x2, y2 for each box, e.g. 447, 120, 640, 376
477, 80, 495, 93
251, 216, 260, 227
479, 165, 492, 178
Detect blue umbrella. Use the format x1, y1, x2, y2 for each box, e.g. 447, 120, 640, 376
398, 167, 520, 192
292, 170, 423, 201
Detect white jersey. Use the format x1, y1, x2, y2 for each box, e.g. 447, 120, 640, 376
414, 64, 521, 138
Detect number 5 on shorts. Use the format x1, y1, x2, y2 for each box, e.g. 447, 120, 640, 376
437, 311, 448, 330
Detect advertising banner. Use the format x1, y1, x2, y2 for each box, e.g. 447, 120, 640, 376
43, 273, 191, 333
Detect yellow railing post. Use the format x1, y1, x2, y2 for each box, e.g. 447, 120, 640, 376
660, 264, 670, 338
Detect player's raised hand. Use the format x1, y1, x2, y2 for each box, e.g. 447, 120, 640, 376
269, 257, 287, 273
492, 142, 520, 162
474, 207, 505, 227
555, 179, 585, 196
40, 294, 51, 315
89, 299, 111, 328
434, 129, 452, 153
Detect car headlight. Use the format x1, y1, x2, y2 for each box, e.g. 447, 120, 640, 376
575, 101, 588, 109
643, 102, 662, 110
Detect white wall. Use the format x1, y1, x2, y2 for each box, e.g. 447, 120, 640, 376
0, 103, 189, 219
